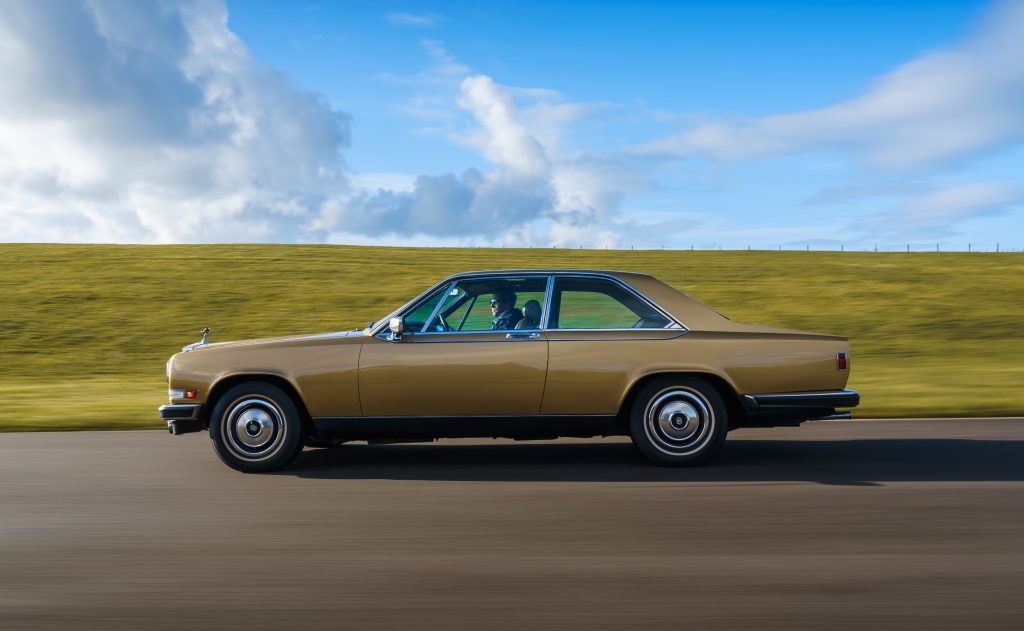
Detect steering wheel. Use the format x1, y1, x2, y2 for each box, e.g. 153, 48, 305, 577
436, 313, 452, 332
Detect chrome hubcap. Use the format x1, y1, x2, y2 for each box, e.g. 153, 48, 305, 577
223, 397, 286, 460
644, 388, 715, 455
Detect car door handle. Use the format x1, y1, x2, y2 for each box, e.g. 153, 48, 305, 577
506, 332, 541, 340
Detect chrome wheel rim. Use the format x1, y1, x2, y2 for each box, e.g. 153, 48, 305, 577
221, 396, 287, 462
643, 387, 715, 456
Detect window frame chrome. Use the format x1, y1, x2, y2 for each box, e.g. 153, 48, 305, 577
369, 271, 687, 338
416, 273, 552, 336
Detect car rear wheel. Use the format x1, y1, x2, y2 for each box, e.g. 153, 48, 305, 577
629, 376, 728, 466
209, 382, 306, 473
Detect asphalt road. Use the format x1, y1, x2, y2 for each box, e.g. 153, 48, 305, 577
1, 419, 1023, 630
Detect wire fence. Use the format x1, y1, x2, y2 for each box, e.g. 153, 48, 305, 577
507, 243, 1024, 252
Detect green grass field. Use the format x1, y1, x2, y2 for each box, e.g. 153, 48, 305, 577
2, 243, 1022, 430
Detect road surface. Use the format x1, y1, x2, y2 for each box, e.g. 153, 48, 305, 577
1, 419, 1022, 629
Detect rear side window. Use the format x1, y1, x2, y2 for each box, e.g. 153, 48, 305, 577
550, 277, 670, 330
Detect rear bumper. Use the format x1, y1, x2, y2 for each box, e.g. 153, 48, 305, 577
160, 404, 205, 435
737, 389, 859, 428
742, 389, 860, 411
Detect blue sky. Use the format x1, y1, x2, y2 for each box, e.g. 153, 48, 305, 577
0, 0, 1021, 249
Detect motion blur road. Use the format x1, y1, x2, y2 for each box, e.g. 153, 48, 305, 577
1, 419, 1023, 630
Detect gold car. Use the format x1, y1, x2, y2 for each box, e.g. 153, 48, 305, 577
161, 270, 858, 472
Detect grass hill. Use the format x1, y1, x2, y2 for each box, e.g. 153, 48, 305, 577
2, 243, 1022, 430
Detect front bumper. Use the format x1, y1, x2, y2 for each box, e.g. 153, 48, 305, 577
160, 403, 205, 435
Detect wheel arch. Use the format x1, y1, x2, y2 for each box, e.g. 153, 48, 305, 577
204, 373, 313, 433
616, 371, 747, 432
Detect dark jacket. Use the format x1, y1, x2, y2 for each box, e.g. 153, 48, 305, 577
491, 308, 523, 330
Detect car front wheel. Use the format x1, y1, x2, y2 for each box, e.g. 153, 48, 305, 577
209, 382, 306, 473
629, 376, 728, 466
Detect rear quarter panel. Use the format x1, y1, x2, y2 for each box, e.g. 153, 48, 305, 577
540, 330, 851, 415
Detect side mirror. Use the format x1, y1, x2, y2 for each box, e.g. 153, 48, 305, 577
388, 316, 406, 341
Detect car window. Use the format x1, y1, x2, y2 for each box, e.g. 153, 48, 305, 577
402, 287, 446, 333
550, 277, 669, 329
425, 276, 549, 332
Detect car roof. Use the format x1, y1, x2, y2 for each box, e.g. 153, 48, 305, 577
369, 268, 737, 336
439, 269, 648, 282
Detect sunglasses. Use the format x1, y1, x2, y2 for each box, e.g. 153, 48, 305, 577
490, 299, 507, 306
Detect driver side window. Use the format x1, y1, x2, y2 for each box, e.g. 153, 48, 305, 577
424, 276, 548, 332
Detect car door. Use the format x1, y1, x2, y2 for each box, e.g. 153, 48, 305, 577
540, 275, 685, 415
358, 275, 550, 417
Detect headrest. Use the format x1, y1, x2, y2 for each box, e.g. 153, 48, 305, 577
522, 299, 541, 321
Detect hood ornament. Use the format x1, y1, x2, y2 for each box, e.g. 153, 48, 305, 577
182, 327, 211, 352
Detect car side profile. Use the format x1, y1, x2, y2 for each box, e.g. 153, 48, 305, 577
160, 270, 859, 472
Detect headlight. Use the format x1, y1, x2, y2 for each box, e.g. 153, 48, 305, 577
168, 388, 199, 402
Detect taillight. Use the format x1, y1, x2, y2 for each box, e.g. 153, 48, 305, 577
837, 352, 848, 371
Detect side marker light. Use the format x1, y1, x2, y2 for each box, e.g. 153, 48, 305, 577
837, 353, 848, 371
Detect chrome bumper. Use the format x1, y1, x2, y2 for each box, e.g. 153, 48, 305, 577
741, 389, 860, 411
160, 404, 204, 435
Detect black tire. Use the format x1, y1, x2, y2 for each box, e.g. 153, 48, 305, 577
629, 376, 728, 466
209, 381, 306, 473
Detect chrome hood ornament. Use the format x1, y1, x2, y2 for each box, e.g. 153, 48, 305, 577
182, 327, 211, 352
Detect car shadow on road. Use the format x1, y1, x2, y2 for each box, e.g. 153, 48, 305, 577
284, 438, 1024, 485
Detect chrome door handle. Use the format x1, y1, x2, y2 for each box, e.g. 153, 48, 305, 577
506, 332, 541, 340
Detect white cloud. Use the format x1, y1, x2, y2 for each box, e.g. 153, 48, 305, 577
320, 58, 645, 246
875, 182, 1024, 232
457, 76, 551, 178
0, 5, 637, 247
386, 12, 445, 29
636, 1, 1024, 169
350, 172, 417, 194
0, 0, 350, 243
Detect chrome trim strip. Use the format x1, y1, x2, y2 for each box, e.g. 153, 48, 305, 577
401, 328, 686, 337
314, 413, 618, 421
544, 331, 688, 342
541, 274, 555, 329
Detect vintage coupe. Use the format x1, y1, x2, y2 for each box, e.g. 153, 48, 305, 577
161, 270, 858, 472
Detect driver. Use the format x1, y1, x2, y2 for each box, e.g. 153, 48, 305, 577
490, 287, 523, 330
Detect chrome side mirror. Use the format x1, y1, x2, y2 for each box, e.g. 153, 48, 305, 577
388, 316, 406, 341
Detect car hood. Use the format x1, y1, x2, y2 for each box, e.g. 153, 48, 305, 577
183, 329, 365, 352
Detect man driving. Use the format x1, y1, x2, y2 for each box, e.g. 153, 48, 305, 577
490, 286, 523, 330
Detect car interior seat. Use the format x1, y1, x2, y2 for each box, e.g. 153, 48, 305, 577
516, 299, 542, 329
